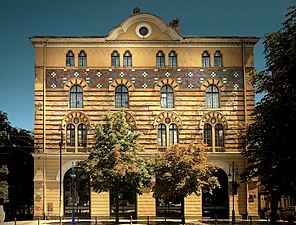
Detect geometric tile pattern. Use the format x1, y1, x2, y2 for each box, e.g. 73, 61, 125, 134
46, 68, 243, 90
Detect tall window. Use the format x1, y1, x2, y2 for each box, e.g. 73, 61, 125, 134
214, 51, 222, 67
78, 50, 87, 67
66, 124, 75, 147
70, 85, 83, 108
123, 51, 132, 67
78, 124, 87, 147
202, 51, 210, 67
206, 85, 219, 108
158, 122, 179, 147
168, 51, 177, 67
115, 85, 129, 108
158, 124, 167, 147
204, 124, 212, 147
66, 51, 75, 67
111, 51, 120, 67
215, 124, 224, 147
160, 85, 174, 108
156, 51, 165, 67
169, 124, 178, 145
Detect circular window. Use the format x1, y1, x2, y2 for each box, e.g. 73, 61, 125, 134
135, 23, 152, 39
210, 118, 217, 124
165, 118, 171, 124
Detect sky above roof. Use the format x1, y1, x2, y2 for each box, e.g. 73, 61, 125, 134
0, 0, 294, 130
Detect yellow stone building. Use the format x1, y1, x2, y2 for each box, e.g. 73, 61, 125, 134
30, 9, 259, 221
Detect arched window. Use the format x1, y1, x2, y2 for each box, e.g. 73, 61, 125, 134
115, 85, 129, 108
160, 85, 174, 108
206, 85, 219, 108
111, 51, 120, 67
156, 51, 165, 67
158, 124, 167, 147
204, 124, 212, 147
70, 85, 83, 108
202, 51, 210, 67
78, 50, 87, 67
78, 124, 87, 147
169, 51, 177, 67
169, 124, 178, 145
66, 51, 75, 67
214, 51, 222, 67
66, 124, 75, 147
215, 124, 224, 147
123, 51, 132, 67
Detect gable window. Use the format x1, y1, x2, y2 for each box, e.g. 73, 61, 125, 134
206, 85, 219, 108
204, 124, 212, 147
214, 51, 222, 67
70, 85, 83, 108
158, 121, 179, 147
168, 51, 177, 67
215, 124, 224, 147
156, 51, 165, 67
115, 85, 129, 108
66, 51, 75, 67
160, 85, 174, 108
78, 50, 87, 67
66, 124, 75, 147
111, 51, 120, 67
123, 51, 132, 67
202, 51, 210, 67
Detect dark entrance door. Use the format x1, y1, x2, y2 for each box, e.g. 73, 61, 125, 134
64, 167, 90, 219
202, 169, 229, 218
110, 192, 137, 219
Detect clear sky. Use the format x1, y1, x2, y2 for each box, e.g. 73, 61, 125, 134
0, 0, 294, 131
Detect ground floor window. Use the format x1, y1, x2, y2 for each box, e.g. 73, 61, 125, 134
110, 192, 137, 219
156, 196, 184, 219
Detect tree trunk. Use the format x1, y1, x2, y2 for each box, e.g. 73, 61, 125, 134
115, 195, 119, 224
270, 193, 280, 223
181, 199, 185, 224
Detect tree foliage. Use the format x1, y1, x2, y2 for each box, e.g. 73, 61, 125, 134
0, 165, 8, 204
242, 6, 296, 223
152, 142, 220, 201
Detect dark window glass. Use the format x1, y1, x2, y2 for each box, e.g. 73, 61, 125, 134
70, 85, 83, 108
115, 85, 129, 108
139, 27, 148, 36
78, 51, 87, 67
169, 124, 178, 145
123, 51, 132, 67
156, 51, 165, 67
204, 124, 212, 147
202, 51, 210, 67
214, 51, 222, 67
66, 51, 75, 67
215, 124, 224, 147
160, 85, 174, 108
158, 124, 167, 147
66, 124, 75, 147
111, 51, 120, 67
78, 124, 87, 147
206, 85, 219, 108
169, 51, 177, 67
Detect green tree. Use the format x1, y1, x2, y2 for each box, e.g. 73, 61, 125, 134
79, 111, 151, 223
0, 165, 8, 204
152, 142, 220, 223
242, 6, 296, 223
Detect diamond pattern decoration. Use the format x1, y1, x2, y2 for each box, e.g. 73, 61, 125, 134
73, 71, 80, 77
187, 83, 194, 88
142, 71, 148, 78
96, 71, 103, 77
142, 83, 148, 88
210, 71, 217, 78
187, 72, 194, 78
119, 71, 125, 78
164, 71, 171, 77
50, 71, 56, 78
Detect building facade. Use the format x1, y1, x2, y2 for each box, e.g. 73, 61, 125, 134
30, 10, 259, 220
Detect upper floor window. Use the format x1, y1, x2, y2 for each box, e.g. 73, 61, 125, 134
169, 124, 178, 145
70, 85, 83, 108
156, 51, 165, 67
202, 51, 210, 67
66, 124, 75, 147
78, 124, 87, 147
158, 122, 179, 147
66, 123, 87, 150
206, 85, 219, 108
111, 51, 120, 67
214, 51, 222, 67
158, 124, 167, 147
78, 50, 87, 67
203, 123, 225, 150
204, 124, 212, 147
160, 85, 174, 108
169, 51, 177, 67
215, 124, 224, 147
115, 85, 129, 108
66, 51, 75, 67
123, 51, 132, 67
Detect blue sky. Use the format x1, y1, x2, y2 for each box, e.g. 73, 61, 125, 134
0, 0, 294, 131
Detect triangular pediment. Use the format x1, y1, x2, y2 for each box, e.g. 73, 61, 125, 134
106, 13, 183, 41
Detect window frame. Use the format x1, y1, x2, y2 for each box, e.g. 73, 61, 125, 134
160, 85, 174, 108
66, 50, 75, 67
202, 51, 210, 67
168, 51, 177, 67
156, 51, 165, 67
115, 85, 129, 108
204, 123, 212, 147
70, 85, 83, 108
78, 50, 87, 67
111, 50, 120, 67
123, 51, 132, 67
215, 123, 225, 148
214, 51, 222, 67
206, 85, 220, 108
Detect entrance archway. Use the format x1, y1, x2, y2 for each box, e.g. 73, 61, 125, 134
64, 167, 90, 218
202, 169, 229, 218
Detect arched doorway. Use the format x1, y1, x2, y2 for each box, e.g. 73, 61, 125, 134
64, 167, 90, 219
202, 169, 229, 218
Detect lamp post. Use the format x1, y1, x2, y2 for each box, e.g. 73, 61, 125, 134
71, 162, 76, 224
59, 127, 63, 223
228, 161, 238, 224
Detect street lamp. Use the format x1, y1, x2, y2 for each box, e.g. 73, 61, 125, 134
59, 127, 63, 223
71, 161, 76, 224
228, 161, 238, 224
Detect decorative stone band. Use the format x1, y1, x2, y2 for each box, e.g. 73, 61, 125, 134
46, 68, 243, 90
